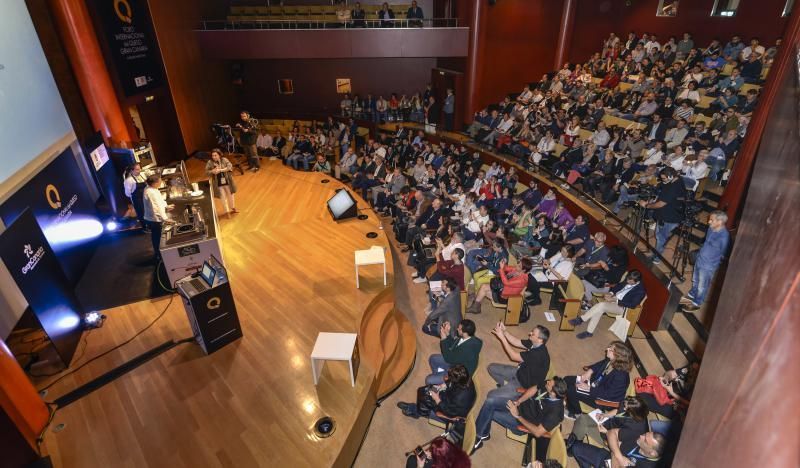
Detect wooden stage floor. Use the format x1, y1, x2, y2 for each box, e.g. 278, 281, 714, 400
38, 161, 394, 467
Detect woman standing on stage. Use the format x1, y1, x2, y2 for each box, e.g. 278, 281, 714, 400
205, 148, 238, 217
123, 163, 147, 229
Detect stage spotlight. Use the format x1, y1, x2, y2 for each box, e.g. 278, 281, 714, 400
83, 311, 106, 330
105, 220, 119, 231
43, 217, 104, 247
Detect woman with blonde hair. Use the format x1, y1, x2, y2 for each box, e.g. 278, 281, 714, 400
205, 148, 238, 217
563, 341, 633, 418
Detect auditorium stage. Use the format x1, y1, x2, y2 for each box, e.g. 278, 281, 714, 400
37, 161, 404, 467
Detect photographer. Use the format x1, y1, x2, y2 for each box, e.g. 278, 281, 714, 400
397, 364, 476, 423
235, 111, 260, 172
638, 167, 684, 261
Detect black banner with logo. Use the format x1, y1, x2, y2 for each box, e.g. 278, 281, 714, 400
0, 146, 100, 285
91, 0, 162, 96
0, 209, 84, 367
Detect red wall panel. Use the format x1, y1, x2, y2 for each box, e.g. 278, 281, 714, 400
474, 0, 562, 108
237, 58, 437, 116
569, 0, 788, 65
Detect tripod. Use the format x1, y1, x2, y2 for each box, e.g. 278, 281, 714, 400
670, 222, 694, 281
623, 202, 651, 244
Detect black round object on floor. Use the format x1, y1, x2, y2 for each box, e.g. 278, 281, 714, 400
357, 214, 369, 220
366, 232, 378, 238
321, 179, 330, 183
314, 416, 336, 438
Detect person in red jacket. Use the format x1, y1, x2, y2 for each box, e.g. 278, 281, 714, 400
467, 257, 533, 314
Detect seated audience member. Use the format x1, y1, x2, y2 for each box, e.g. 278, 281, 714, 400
286, 135, 315, 170
570, 270, 645, 339
581, 245, 628, 302
563, 341, 633, 418
464, 240, 509, 291
635, 363, 698, 419
422, 278, 462, 337
472, 323, 551, 452
489, 377, 568, 462
680, 150, 709, 190
567, 395, 649, 454
374, 166, 407, 213
467, 257, 532, 314
573, 232, 610, 278
403, 197, 446, 251
256, 129, 273, 156
405, 436, 471, 468
569, 397, 665, 468
351, 155, 387, 199
398, 364, 476, 423
426, 239, 466, 289
311, 154, 331, 173
425, 319, 483, 385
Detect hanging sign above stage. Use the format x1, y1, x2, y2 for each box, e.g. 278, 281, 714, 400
91, 0, 163, 97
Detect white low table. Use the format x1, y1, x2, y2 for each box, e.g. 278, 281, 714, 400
310, 332, 359, 387
354, 246, 386, 288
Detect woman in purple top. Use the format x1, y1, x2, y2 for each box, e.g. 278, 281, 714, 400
536, 189, 557, 218
551, 201, 575, 231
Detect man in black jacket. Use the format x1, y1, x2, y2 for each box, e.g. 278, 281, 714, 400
570, 269, 646, 339
426, 319, 482, 385
350, 2, 366, 27
402, 197, 446, 251
398, 364, 476, 420
406, 0, 424, 27
236, 111, 259, 172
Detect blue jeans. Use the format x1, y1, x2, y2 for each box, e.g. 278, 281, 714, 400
613, 184, 638, 213
475, 363, 523, 438
655, 221, 679, 254
688, 262, 715, 305
708, 157, 726, 182
425, 354, 451, 385
571, 441, 611, 468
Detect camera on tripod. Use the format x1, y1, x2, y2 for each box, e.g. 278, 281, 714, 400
622, 185, 656, 208
680, 200, 703, 227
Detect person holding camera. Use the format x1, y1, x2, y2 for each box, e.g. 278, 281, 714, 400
422, 278, 462, 337
397, 364, 476, 424
235, 111, 259, 172
405, 436, 471, 468
639, 167, 685, 262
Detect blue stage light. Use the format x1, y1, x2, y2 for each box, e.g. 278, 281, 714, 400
105, 220, 118, 231
42, 217, 103, 247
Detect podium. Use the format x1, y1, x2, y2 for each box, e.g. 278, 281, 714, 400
176, 256, 242, 355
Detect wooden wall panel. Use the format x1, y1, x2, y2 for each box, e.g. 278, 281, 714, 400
147, 0, 238, 155
235, 58, 437, 116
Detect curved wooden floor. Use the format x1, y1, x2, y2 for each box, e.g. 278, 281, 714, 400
37, 160, 415, 467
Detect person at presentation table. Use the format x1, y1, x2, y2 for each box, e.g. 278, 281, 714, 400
143, 174, 173, 262
123, 163, 147, 230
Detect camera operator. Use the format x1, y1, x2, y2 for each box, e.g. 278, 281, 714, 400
638, 167, 684, 262
235, 111, 260, 172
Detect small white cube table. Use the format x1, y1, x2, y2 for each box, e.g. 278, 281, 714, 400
310, 332, 359, 387
354, 246, 386, 288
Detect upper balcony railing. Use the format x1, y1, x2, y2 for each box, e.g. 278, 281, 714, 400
199, 18, 459, 30
195, 18, 468, 59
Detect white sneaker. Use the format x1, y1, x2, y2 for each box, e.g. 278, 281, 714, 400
413, 277, 428, 284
